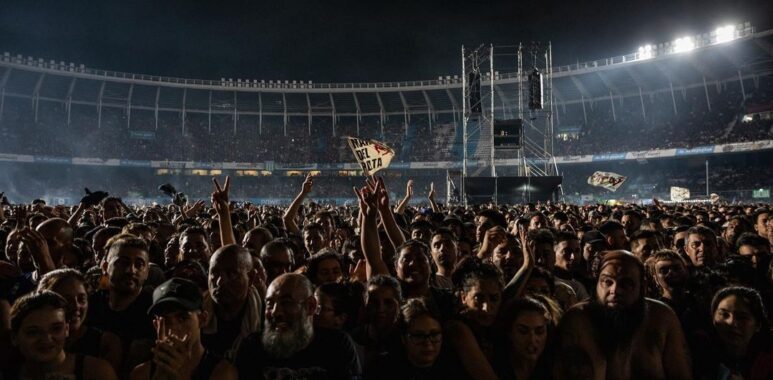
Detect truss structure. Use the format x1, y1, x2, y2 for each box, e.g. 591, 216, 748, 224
460, 43, 560, 204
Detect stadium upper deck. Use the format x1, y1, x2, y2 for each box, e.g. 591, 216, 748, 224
0, 23, 770, 125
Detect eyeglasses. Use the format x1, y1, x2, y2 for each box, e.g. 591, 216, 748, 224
405, 331, 442, 344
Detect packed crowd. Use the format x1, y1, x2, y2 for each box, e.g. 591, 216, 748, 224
559, 153, 773, 201
0, 100, 459, 164
0, 174, 772, 379
554, 77, 773, 156
2, 77, 771, 166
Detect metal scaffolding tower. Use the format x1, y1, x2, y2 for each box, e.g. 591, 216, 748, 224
516, 42, 559, 177
461, 44, 496, 205
461, 42, 559, 205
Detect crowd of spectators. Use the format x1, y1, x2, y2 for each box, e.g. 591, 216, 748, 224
2, 77, 769, 165
560, 152, 773, 202
554, 77, 772, 155
0, 175, 772, 379
0, 100, 461, 164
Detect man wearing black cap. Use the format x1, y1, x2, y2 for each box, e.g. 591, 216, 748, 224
131, 278, 237, 380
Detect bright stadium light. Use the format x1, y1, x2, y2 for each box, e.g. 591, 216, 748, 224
673, 36, 695, 53
715, 25, 736, 43
637, 44, 654, 60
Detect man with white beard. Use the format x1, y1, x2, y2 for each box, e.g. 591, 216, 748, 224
235, 273, 361, 379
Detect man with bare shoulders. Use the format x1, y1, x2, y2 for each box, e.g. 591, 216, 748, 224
553, 250, 691, 380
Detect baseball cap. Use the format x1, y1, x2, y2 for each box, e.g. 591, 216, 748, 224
581, 230, 605, 245
147, 277, 202, 316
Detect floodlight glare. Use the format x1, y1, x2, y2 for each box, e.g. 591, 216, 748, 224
673, 37, 695, 53
715, 25, 736, 43
637, 44, 654, 60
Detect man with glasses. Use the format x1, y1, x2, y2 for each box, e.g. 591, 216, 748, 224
236, 273, 361, 379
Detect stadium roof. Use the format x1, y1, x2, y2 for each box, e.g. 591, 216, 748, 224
1, 28, 771, 120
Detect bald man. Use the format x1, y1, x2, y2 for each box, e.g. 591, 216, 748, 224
36, 218, 73, 268
553, 250, 691, 380
202, 244, 261, 360
235, 273, 361, 379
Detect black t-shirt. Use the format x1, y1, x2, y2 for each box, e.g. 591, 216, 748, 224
428, 287, 459, 321
235, 328, 362, 380
366, 346, 467, 380
201, 305, 246, 357
69, 326, 104, 358
87, 290, 155, 349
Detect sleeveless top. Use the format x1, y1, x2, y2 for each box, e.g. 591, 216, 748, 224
151, 349, 222, 380
69, 326, 104, 358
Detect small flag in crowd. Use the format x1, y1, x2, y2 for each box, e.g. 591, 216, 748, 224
346, 137, 396, 176
670, 186, 690, 201
587, 171, 627, 192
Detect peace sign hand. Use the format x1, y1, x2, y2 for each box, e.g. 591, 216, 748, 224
211, 176, 231, 215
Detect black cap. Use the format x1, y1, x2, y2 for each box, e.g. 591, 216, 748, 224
148, 278, 202, 316
581, 230, 605, 245
442, 215, 464, 227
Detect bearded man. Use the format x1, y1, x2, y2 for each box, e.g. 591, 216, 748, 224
235, 273, 361, 379
552, 250, 692, 380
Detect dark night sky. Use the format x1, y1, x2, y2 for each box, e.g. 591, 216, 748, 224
0, 0, 770, 83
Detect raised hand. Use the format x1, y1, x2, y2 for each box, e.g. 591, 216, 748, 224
353, 186, 378, 219
428, 182, 436, 200
406, 180, 414, 198
13, 205, 29, 230
16, 228, 55, 273
152, 316, 191, 380
182, 200, 205, 219
211, 176, 231, 215
349, 259, 367, 283
517, 222, 531, 259
366, 177, 390, 212
301, 173, 314, 195
478, 226, 507, 259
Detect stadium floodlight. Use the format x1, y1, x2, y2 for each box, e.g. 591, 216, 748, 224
673, 36, 695, 53
715, 25, 736, 43
637, 44, 654, 60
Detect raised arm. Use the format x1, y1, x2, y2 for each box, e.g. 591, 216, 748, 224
476, 226, 506, 260
503, 225, 535, 300
212, 176, 236, 247
180, 200, 205, 220
354, 185, 389, 279
283, 173, 313, 236
371, 177, 405, 249
427, 182, 440, 213
394, 179, 413, 215
67, 202, 86, 228
18, 228, 56, 275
